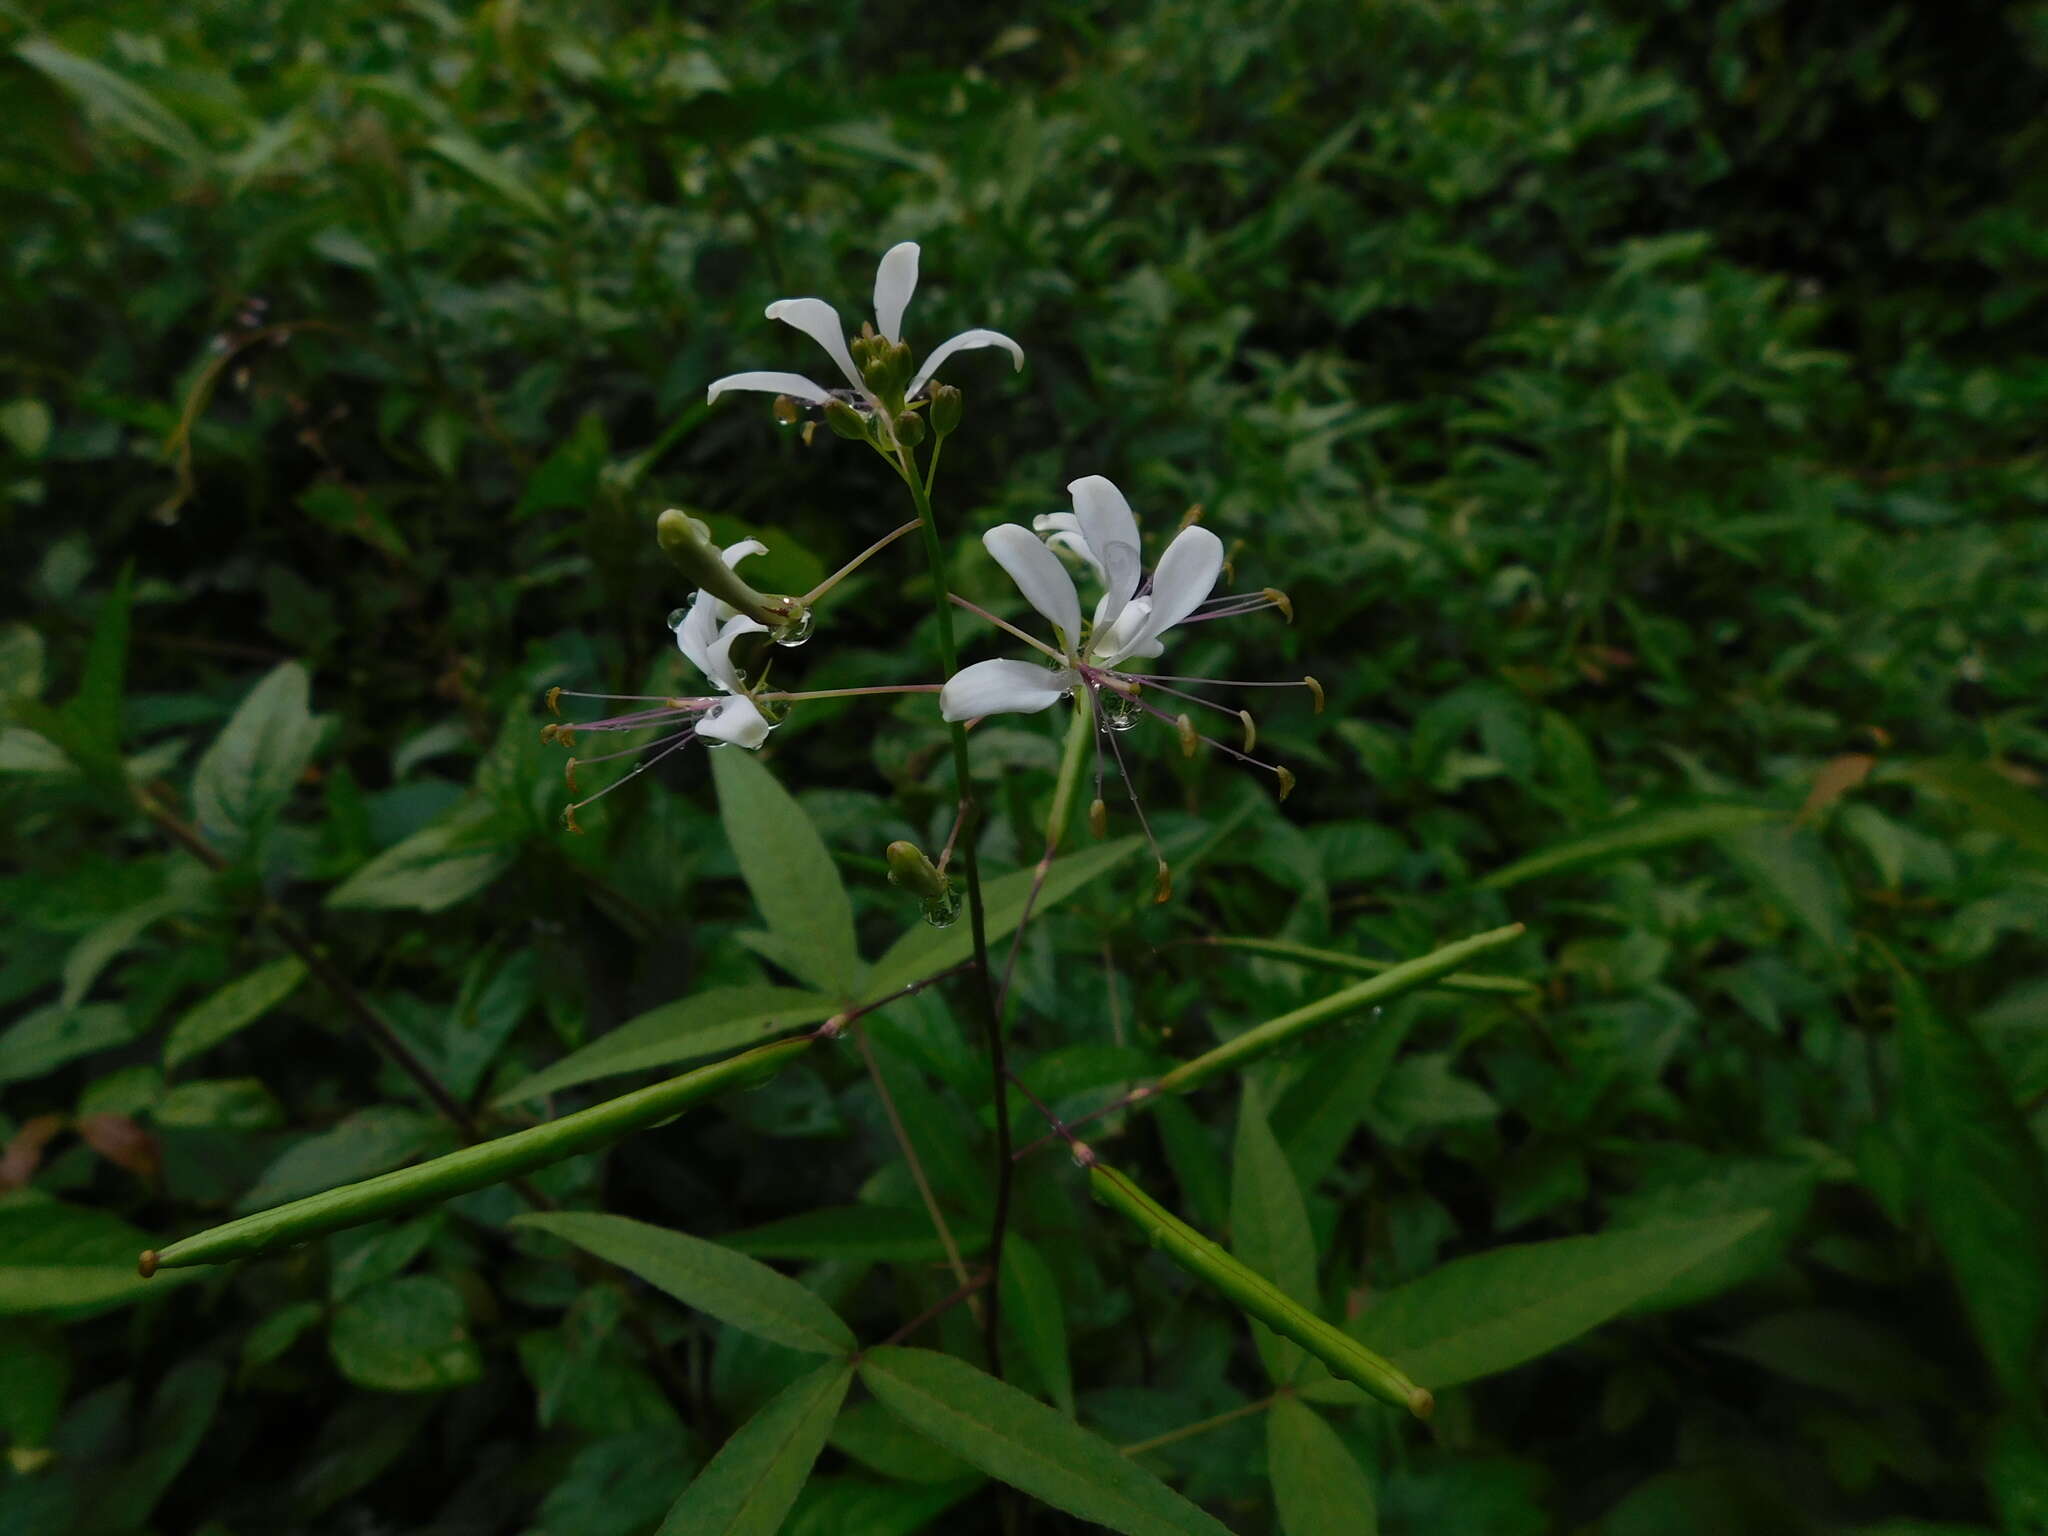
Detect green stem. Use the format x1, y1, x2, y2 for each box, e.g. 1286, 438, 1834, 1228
1192, 935, 1537, 997
141, 1037, 814, 1273
1119, 1393, 1279, 1458
894, 440, 1012, 1377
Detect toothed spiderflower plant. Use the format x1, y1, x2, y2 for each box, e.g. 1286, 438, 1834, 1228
140, 240, 1568, 1536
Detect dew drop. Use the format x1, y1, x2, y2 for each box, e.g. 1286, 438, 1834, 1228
1103, 690, 1141, 732
666, 606, 689, 631
921, 885, 963, 929
771, 608, 815, 648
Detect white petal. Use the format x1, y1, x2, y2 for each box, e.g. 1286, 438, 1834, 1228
1043, 530, 1104, 579
699, 696, 773, 749
983, 524, 1080, 651
1068, 475, 1144, 633
1126, 525, 1223, 655
765, 298, 863, 391
675, 593, 719, 677
702, 614, 769, 694
907, 328, 1025, 397
1032, 512, 1082, 537
707, 370, 834, 405
941, 659, 1076, 722
873, 242, 919, 344
1091, 595, 1153, 666
721, 538, 767, 569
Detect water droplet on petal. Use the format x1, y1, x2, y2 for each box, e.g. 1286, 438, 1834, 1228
920, 885, 963, 928
1103, 689, 1141, 732
771, 608, 815, 648
666, 607, 689, 631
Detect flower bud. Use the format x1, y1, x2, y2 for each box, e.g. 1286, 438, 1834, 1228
894, 411, 926, 448
656, 509, 786, 626
885, 840, 949, 902
928, 383, 962, 438
823, 399, 869, 441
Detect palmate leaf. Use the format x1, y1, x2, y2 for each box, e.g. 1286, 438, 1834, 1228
1349, 1212, 1768, 1389
656, 1361, 852, 1536
712, 747, 863, 997
514, 1212, 854, 1357
859, 1347, 1233, 1536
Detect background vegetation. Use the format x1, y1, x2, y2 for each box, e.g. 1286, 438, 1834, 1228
4, 0, 2047, 1531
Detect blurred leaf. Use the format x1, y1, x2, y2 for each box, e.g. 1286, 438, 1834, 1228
1479, 805, 1778, 889
1718, 825, 1851, 962
238, 1107, 444, 1212
518, 1212, 855, 1355
498, 984, 836, 1102
1268, 1395, 1377, 1536
15, 39, 209, 165
328, 1275, 482, 1392
424, 133, 558, 224
192, 662, 323, 854
82, 1359, 226, 1536
724, 1206, 978, 1263
655, 1360, 852, 1536
1907, 759, 2048, 857
0, 1003, 131, 1086
0, 1323, 68, 1447
0, 1193, 190, 1316
864, 837, 1141, 999
1351, 1213, 1768, 1388
860, 1346, 1233, 1536
326, 802, 519, 912
1894, 970, 2048, 1399
712, 747, 862, 997
1231, 1082, 1320, 1383
1001, 1234, 1074, 1415
162, 957, 306, 1071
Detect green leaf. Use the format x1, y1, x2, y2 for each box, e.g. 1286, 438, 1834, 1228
328, 1275, 482, 1392
1478, 805, 1779, 889
1001, 1235, 1074, 1415
0, 1003, 132, 1086
424, 133, 558, 224
860, 1347, 1233, 1536
1894, 970, 2048, 1398
828, 1401, 977, 1485
516, 1212, 854, 1356
191, 662, 324, 854
656, 1360, 852, 1536
0, 1193, 193, 1316
237, 1107, 444, 1212
62, 889, 191, 1008
497, 985, 837, 1102
1717, 824, 1851, 962
1267, 1396, 1378, 1536
711, 748, 862, 997
1906, 758, 2048, 857
90, 1358, 227, 1532
326, 802, 519, 912
1231, 1083, 1320, 1383
864, 837, 1142, 1000
162, 957, 306, 1071
723, 1205, 979, 1264
1350, 1213, 1769, 1388
15, 39, 209, 165
0, 1324, 68, 1446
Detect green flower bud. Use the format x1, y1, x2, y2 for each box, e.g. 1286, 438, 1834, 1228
928, 383, 962, 438
655, 509, 785, 626
894, 411, 926, 449
884, 840, 949, 902
823, 399, 869, 441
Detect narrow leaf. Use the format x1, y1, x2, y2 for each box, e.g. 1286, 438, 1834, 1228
861, 1346, 1233, 1536
865, 837, 1142, 1000
1349, 1212, 1768, 1388
723, 1205, 981, 1264
326, 803, 518, 913
424, 133, 558, 224
711, 748, 862, 996
192, 662, 324, 854
1199, 935, 1535, 996
516, 1212, 854, 1356
1906, 758, 2048, 857
656, 1361, 852, 1536
162, 957, 306, 1070
1001, 1235, 1075, 1415
496, 985, 837, 1103
1478, 805, 1778, 889
16, 40, 208, 164
1894, 969, 2048, 1398
1268, 1396, 1377, 1536
1231, 1083, 1320, 1383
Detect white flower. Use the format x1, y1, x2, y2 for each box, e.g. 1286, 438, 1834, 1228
940, 475, 1225, 722
673, 537, 776, 748
706, 242, 1023, 410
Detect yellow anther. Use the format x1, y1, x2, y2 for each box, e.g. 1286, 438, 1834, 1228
564, 759, 579, 794
562, 807, 585, 835
1153, 861, 1173, 904
1176, 713, 1199, 758
1274, 765, 1296, 802
1262, 587, 1294, 622
1238, 709, 1257, 753
539, 723, 559, 745
1089, 798, 1108, 838
1303, 675, 1325, 714
545, 686, 563, 716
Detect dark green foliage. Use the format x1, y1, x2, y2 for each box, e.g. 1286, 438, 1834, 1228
3, 0, 2046, 1531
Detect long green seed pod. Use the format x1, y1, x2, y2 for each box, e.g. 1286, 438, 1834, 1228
1195, 934, 1537, 997
1089, 1161, 1432, 1418
1151, 923, 1525, 1096
140, 1036, 814, 1275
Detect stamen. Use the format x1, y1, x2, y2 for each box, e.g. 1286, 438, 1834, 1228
1238, 709, 1256, 753
1130, 694, 1296, 797
1262, 588, 1293, 622
1096, 687, 1170, 904
1089, 797, 1108, 838
1304, 675, 1325, 713
948, 594, 1067, 662
561, 728, 698, 825
545, 686, 562, 716
1175, 714, 1198, 758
